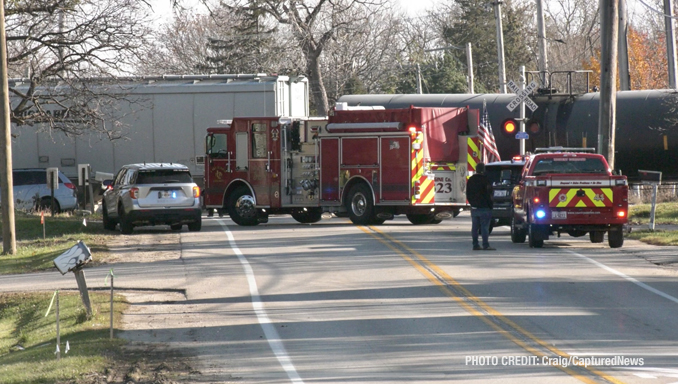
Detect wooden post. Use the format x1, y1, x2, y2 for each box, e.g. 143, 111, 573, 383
109, 273, 114, 340
650, 184, 658, 231
56, 291, 61, 361
73, 268, 92, 318
0, 0, 17, 255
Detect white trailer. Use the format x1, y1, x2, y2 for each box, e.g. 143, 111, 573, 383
10, 74, 309, 186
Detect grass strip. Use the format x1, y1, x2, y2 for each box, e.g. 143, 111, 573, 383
0, 291, 128, 384
0, 212, 115, 275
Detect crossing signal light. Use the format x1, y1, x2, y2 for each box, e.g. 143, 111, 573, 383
501, 118, 518, 137
527, 119, 542, 135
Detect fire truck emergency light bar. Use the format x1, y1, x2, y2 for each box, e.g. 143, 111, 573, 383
326, 122, 402, 131
534, 146, 596, 153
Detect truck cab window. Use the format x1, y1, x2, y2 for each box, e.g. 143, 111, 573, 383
252, 123, 268, 158
208, 134, 228, 158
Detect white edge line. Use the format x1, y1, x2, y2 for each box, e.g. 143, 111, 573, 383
564, 249, 678, 305
217, 219, 304, 384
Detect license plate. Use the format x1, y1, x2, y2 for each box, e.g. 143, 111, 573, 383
158, 191, 175, 199
552, 211, 567, 219
494, 190, 508, 197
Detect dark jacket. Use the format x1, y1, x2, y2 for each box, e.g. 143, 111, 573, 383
466, 173, 493, 209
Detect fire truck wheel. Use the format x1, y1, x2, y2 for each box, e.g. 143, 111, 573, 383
346, 183, 375, 225
227, 186, 259, 226
528, 224, 544, 248
510, 217, 527, 243
291, 208, 323, 224
452, 208, 462, 218
589, 231, 605, 243
608, 227, 624, 248
406, 214, 438, 225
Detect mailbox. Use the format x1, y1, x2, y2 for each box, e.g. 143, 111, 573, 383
46, 167, 59, 190
53, 241, 92, 275
638, 169, 662, 185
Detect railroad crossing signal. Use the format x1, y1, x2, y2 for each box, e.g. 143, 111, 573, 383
506, 80, 538, 112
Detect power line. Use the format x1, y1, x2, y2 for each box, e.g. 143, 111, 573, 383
636, 0, 678, 20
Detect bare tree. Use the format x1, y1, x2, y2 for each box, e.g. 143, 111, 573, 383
223, 0, 388, 115
322, 4, 408, 100
136, 13, 218, 75
6, 0, 153, 138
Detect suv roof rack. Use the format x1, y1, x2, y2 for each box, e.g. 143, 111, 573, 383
534, 146, 596, 153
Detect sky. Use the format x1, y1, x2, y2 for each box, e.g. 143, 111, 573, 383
148, 0, 439, 22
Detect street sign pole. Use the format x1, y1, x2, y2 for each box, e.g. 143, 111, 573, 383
506, 76, 539, 155
520, 66, 526, 155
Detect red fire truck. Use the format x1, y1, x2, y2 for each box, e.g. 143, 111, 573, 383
511, 147, 629, 248
202, 104, 483, 226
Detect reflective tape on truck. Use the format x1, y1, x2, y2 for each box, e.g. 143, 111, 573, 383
548, 188, 613, 208
467, 137, 481, 178
411, 132, 435, 204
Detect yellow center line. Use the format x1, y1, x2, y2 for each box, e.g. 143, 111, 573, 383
358, 225, 626, 384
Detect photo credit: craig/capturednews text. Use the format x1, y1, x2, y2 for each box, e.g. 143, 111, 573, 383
465, 355, 644, 368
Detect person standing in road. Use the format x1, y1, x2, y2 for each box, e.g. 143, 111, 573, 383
466, 162, 495, 250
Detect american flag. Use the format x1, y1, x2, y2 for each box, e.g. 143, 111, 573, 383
479, 101, 501, 163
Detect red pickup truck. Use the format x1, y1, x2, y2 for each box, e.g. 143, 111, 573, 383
512, 148, 629, 248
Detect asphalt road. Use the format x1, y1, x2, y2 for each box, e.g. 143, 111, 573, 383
3, 212, 678, 383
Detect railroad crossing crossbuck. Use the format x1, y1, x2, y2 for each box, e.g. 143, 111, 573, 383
506, 80, 538, 112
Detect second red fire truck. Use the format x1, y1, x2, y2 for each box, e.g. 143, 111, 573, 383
203, 104, 484, 226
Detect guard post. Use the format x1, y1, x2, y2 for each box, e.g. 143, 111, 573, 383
46, 167, 59, 216
638, 170, 662, 231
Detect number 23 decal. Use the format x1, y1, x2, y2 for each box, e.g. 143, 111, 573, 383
436, 182, 452, 193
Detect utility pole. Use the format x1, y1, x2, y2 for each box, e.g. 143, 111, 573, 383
0, 0, 16, 255
493, 1, 507, 93
520, 66, 526, 155
599, 0, 619, 170
618, 0, 631, 90
664, 0, 678, 88
466, 43, 474, 94
536, 0, 549, 88
425, 45, 475, 94
416, 63, 423, 94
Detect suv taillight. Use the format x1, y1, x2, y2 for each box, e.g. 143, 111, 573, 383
129, 187, 139, 199
64, 183, 76, 190
193, 186, 200, 198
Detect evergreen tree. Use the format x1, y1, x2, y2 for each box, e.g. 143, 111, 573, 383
441, 0, 535, 92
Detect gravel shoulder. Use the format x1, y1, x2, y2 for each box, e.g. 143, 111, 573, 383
93, 228, 201, 384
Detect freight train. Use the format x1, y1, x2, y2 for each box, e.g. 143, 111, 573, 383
338, 89, 678, 182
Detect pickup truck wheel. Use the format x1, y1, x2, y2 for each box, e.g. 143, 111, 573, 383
188, 218, 202, 232
608, 227, 624, 248
528, 224, 544, 248
102, 201, 118, 231
511, 217, 527, 243
291, 208, 323, 224
589, 231, 605, 243
346, 183, 375, 225
228, 186, 259, 226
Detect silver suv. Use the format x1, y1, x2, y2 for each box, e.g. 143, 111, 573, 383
9, 168, 78, 213
101, 163, 202, 234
